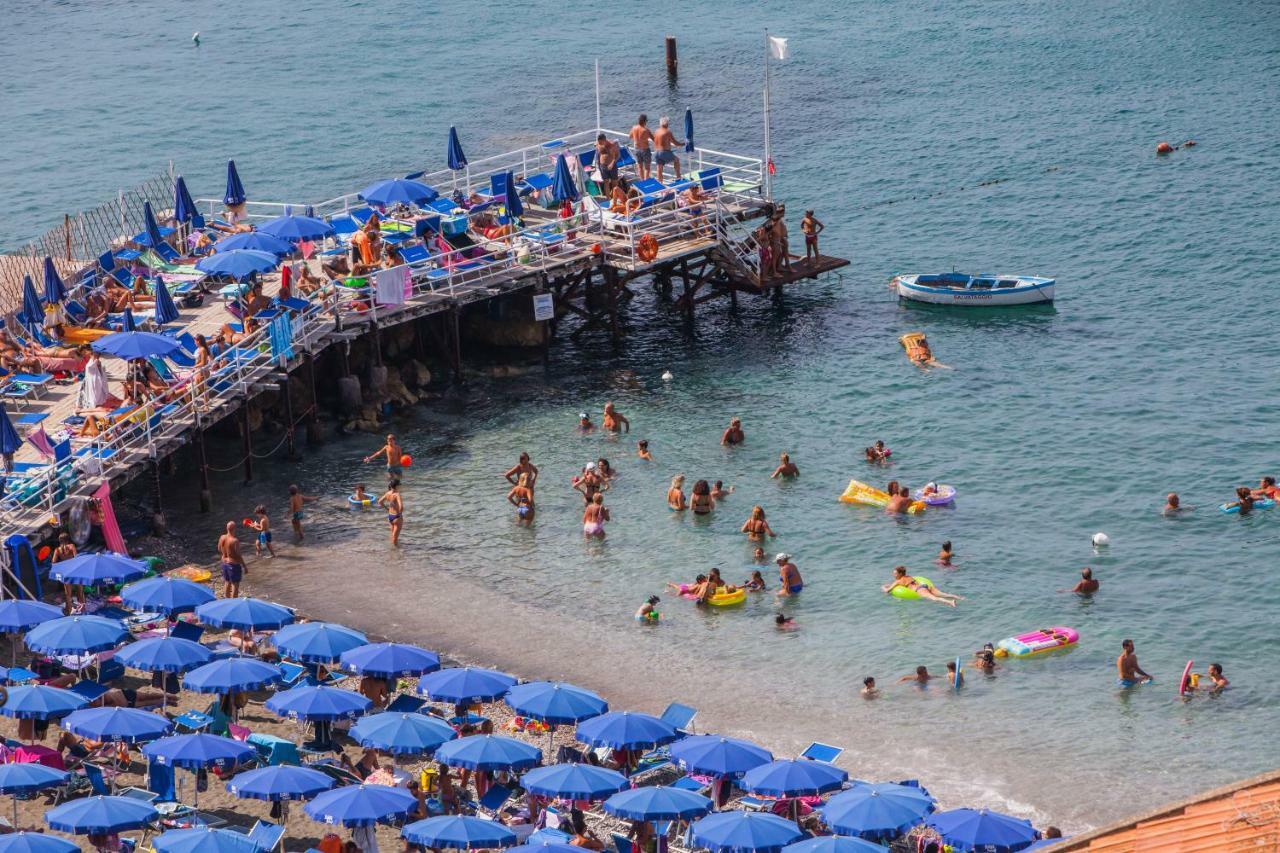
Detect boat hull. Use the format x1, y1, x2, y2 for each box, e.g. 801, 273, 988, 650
894, 277, 1054, 306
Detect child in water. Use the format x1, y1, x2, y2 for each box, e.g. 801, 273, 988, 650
937, 541, 954, 567
289, 484, 317, 541
751, 547, 767, 564
860, 677, 879, 699
775, 614, 797, 631
249, 506, 275, 558
352, 483, 369, 504
744, 570, 767, 591
635, 596, 660, 623
637, 440, 652, 461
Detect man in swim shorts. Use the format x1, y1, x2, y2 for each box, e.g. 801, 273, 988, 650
602, 402, 630, 433
775, 553, 803, 597
289, 484, 317, 542
653, 116, 685, 183
1116, 639, 1152, 688
364, 434, 404, 482
595, 134, 620, 197
629, 115, 654, 181
217, 521, 246, 598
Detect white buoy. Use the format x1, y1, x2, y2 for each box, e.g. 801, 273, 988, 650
192, 32, 200, 45
661, 370, 673, 381
1092, 532, 1109, 546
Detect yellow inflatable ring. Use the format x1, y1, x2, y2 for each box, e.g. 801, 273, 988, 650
708, 588, 746, 606
168, 565, 212, 583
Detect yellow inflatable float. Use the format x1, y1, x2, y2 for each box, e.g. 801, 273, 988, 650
707, 588, 746, 606
839, 479, 925, 514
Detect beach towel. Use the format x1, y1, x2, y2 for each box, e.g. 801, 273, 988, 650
92, 482, 128, 555
27, 425, 55, 459
269, 314, 294, 364
79, 355, 112, 409
375, 266, 409, 306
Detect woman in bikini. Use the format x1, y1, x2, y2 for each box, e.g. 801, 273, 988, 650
507, 473, 535, 524
378, 481, 404, 547
583, 493, 609, 539
740, 505, 777, 541
882, 565, 962, 607
667, 475, 687, 511
193, 334, 214, 410
689, 479, 714, 514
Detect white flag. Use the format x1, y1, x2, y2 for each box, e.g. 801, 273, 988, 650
768, 36, 790, 60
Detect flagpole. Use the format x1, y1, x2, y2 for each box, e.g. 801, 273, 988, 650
763, 30, 773, 200
595, 59, 602, 132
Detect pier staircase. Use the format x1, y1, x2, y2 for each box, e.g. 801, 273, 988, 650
710, 213, 764, 289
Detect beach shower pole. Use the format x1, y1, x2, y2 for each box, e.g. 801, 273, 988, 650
595, 59, 602, 131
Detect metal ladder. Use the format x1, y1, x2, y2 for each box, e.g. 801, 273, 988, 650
710, 202, 763, 287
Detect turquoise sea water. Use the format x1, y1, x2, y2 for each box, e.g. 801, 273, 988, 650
8, 0, 1280, 832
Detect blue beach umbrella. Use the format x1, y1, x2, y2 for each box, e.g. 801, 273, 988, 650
684, 109, 695, 153
361, 178, 439, 207
577, 710, 677, 750
153, 827, 262, 853
1021, 839, 1069, 851
265, 685, 371, 722
45, 795, 158, 834
304, 783, 417, 827
258, 214, 334, 242
349, 711, 456, 756
0, 599, 62, 633
504, 680, 607, 726
433, 734, 541, 772
223, 160, 246, 207
92, 331, 181, 360
25, 615, 127, 655
48, 552, 147, 588
926, 808, 1039, 853
551, 153, 579, 203
403, 815, 517, 850
521, 763, 628, 802
782, 838, 883, 853
0, 407, 23, 458
226, 765, 332, 802
670, 734, 773, 778
143, 733, 255, 770
820, 782, 936, 842
603, 786, 713, 822
340, 642, 440, 678
173, 176, 200, 226
183, 657, 283, 693
741, 759, 849, 798
122, 306, 138, 332
153, 278, 180, 326
195, 249, 278, 281
0, 834, 78, 853
64, 706, 173, 744
690, 811, 803, 853
195, 596, 294, 630
272, 621, 367, 664
447, 126, 468, 171
0, 685, 87, 720
418, 666, 516, 703
212, 231, 294, 257
509, 844, 580, 853
115, 636, 211, 674
42, 257, 67, 304
122, 576, 215, 615
0, 763, 68, 824
18, 276, 43, 329
139, 201, 166, 248
501, 171, 523, 219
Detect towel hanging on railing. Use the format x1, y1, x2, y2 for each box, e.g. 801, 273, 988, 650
269, 314, 294, 363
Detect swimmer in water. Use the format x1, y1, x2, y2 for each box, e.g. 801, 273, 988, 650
352, 483, 370, 504
744, 570, 767, 591
1163, 492, 1189, 515
972, 645, 998, 673
1251, 476, 1279, 500
596, 458, 615, 480
775, 553, 803, 597
1060, 567, 1099, 594
637, 440, 652, 461
770, 452, 799, 479
666, 573, 708, 598
1116, 639, 1152, 687
860, 676, 879, 698
507, 473, 535, 525
504, 452, 539, 493
690, 479, 714, 514
1226, 486, 1254, 515
864, 447, 880, 464
578, 412, 595, 433
775, 614, 797, 631
740, 505, 777, 541
582, 493, 609, 539
898, 666, 934, 686
1204, 662, 1228, 692
720, 417, 744, 446
937, 540, 953, 566
710, 480, 733, 499
667, 475, 688, 511
875, 440, 891, 459
575, 462, 608, 505
885, 486, 913, 515
751, 546, 767, 564
635, 595, 660, 623
602, 402, 630, 433
883, 566, 962, 606
946, 660, 963, 689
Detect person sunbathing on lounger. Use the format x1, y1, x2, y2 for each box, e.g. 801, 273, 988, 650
219, 315, 259, 345
18, 343, 89, 375
127, 277, 157, 309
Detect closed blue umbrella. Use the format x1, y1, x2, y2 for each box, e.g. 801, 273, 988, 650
521, 763, 627, 802
670, 735, 773, 778
820, 782, 936, 842
153, 827, 262, 853
433, 734, 541, 772
0, 685, 87, 720
92, 331, 181, 360
64, 706, 173, 743
0, 406, 21, 457
782, 838, 883, 853
403, 815, 516, 850
45, 795, 158, 834
18, 275, 43, 329
603, 786, 713, 822
272, 621, 367, 664
447, 127, 468, 171
741, 759, 848, 797
684, 109, 695, 153
223, 160, 246, 207
48, 553, 147, 588
226, 765, 332, 802
0, 763, 68, 826
183, 657, 283, 693
577, 711, 677, 750
551, 153, 579, 203
0, 599, 62, 633
116, 637, 211, 674
350, 712, 456, 756
173, 176, 199, 226
926, 808, 1039, 853
690, 811, 802, 853
504, 681, 607, 726
361, 178, 439, 207
418, 666, 516, 703
195, 249, 278, 282
141, 201, 166, 249
122, 576, 215, 615
212, 231, 294, 257
143, 734, 255, 769
0, 834, 78, 853
25, 615, 127, 655
122, 307, 138, 332
304, 783, 417, 827
42, 257, 67, 304
153, 278, 180, 326
265, 685, 371, 722
258, 214, 334, 242
195, 597, 293, 630
340, 642, 440, 678
501, 171, 523, 220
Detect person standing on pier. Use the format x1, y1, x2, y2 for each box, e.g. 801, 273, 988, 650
801, 210, 825, 261
218, 521, 247, 598
379, 480, 404, 547
629, 115, 654, 180
653, 117, 685, 183
365, 434, 405, 481
595, 134, 621, 198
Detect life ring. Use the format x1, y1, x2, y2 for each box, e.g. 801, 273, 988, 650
637, 234, 659, 262
707, 588, 746, 607
890, 576, 935, 601
348, 495, 373, 508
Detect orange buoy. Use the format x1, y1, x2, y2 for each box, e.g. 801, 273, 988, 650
400, 454, 412, 468
1156, 141, 1174, 155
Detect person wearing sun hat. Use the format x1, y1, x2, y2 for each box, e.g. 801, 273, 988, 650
578, 411, 595, 432
776, 552, 803, 596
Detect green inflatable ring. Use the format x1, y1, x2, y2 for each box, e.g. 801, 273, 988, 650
890, 576, 934, 601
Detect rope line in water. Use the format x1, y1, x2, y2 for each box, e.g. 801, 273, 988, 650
863, 165, 1062, 209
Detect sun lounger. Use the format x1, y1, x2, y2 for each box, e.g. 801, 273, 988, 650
476, 784, 513, 818
385, 694, 426, 714
248, 733, 300, 767
612, 833, 635, 853
799, 742, 843, 763
307, 757, 362, 787
660, 702, 697, 734
247, 820, 286, 852
14, 412, 48, 429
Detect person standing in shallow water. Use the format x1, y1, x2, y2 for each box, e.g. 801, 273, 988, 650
602, 401, 629, 433
379, 480, 404, 547
504, 452, 539, 494
364, 434, 404, 482
218, 521, 246, 598
721, 418, 744, 445
507, 473, 535, 525
583, 493, 609, 539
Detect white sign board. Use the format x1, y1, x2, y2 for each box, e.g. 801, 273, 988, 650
532, 293, 555, 322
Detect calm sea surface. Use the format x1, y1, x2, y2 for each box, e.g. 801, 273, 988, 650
7, 0, 1280, 832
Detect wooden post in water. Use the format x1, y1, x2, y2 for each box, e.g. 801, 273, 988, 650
665, 37, 678, 76
305, 351, 322, 446
280, 376, 298, 461
240, 402, 254, 484
195, 423, 212, 512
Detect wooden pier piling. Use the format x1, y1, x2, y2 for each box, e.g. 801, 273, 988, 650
665, 37, 678, 75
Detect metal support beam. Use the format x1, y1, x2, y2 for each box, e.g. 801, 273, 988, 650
241, 401, 254, 484
195, 421, 212, 512
280, 375, 298, 461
